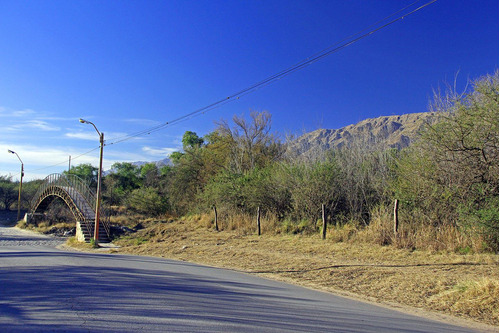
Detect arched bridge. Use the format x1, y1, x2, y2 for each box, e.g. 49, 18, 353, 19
30, 173, 110, 242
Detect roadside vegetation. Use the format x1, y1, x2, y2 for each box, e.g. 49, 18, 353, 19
104, 71, 497, 254
5, 71, 498, 326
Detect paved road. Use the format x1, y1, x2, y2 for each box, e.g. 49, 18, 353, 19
0, 223, 486, 332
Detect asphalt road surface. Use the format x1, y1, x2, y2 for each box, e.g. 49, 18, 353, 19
0, 219, 487, 332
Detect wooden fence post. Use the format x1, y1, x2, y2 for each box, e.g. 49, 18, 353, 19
257, 206, 261, 236
322, 204, 327, 240
213, 205, 219, 231
393, 199, 399, 236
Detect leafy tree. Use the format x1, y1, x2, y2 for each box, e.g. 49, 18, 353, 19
108, 162, 141, 192
168, 148, 206, 214
126, 187, 169, 216
394, 71, 499, 251
102, 162, 141, 206
182, 131, 204, 150
283, 158, 342, 222
21, 179, 44, 210
140, 163, 159, 188
202, 166, 291, 218
65, 163, 98, 187
198, 112, 286, 215
167, 129, 232, 214
0, 176, 17, 210
169, 151, 184, 165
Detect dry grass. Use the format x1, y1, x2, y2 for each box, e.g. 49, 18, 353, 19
356, 205, 493, 253
106, 213, 499, 327
428, 278, 499, 323
65, 236, 98, 250
17, 219, 74, 234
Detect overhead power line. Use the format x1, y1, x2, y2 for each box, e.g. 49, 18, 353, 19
106, 0, 437, 146
20, 0, 437, 175
24, 147, 100, 174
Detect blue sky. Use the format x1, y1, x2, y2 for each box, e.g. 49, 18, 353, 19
1, 0, 498, 180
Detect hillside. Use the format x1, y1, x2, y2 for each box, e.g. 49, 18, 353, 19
288, 112, 438, 157
104, 157, 171, 175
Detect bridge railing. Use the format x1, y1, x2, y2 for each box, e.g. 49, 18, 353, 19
30, 173, 110, 238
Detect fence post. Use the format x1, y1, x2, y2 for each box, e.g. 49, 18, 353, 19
322, 204, 327, 240
213, 205, 219, 231
257, 206, 261, 236
393, 199, 399, 236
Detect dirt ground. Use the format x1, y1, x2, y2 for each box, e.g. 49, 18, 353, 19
7, 207, 498, 330
93, 218, 500, 330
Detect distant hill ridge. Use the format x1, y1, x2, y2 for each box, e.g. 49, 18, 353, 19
128, 158, 172, 168
104, 157, 171, 175
288, 112, 437, 157
116, 112, 437, 169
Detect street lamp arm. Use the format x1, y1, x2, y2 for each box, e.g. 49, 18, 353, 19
8, 150, 23, 164
79, 118, 101, 136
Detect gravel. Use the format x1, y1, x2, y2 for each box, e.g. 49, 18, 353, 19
0, 212, 65, 248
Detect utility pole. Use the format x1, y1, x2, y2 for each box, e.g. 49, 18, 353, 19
79, 118, 104, 244
8, 150, 24, 221
95, 131, 104, 242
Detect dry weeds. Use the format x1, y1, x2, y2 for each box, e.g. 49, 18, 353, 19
106, 214, 499, 327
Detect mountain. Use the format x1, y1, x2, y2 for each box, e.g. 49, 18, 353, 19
288, 112, 438, 157
106, 112, 437, 172
104, 157, 172, 175
128, 157, 172, 168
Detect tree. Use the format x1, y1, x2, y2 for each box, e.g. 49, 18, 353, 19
334, 143, 395, 224
65, 163, 98, 187
182, 131, 204, 150
108, 162, 141, 192
103, 162, 141, 206
215, 111, 284, 173
21, 179, 44, 210
140, 163, 159, 188
282, 158, 342, 222
0, 176, 17, 210
169, 151, 184, 165
126, 187, 169, 216
394, 71, 499, 251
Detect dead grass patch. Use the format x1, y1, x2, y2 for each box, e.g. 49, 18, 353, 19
355, 205, 493, 253
17, 219, 74, 234
429, 278, 499, 323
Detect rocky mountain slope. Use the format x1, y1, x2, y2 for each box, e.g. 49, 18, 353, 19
288, 112, 438, 157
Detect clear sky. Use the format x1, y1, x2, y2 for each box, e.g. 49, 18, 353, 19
1, 0, 498, 180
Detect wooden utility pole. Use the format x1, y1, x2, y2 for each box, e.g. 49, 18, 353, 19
8, 150, 24, 222
94, 132, 104, 243
322, 204, 327, 240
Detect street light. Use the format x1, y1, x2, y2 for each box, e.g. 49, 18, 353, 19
7, 150, 24, 221
79, 118, 104, 244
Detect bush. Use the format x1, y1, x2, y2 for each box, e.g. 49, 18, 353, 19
126, 187, 169, 216
392, 71, 499, 252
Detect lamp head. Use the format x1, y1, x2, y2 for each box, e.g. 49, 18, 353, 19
79, 118, 88, 124
8, 149, 15, 154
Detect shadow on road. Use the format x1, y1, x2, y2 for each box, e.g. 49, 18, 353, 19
0, 249, 478, 333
